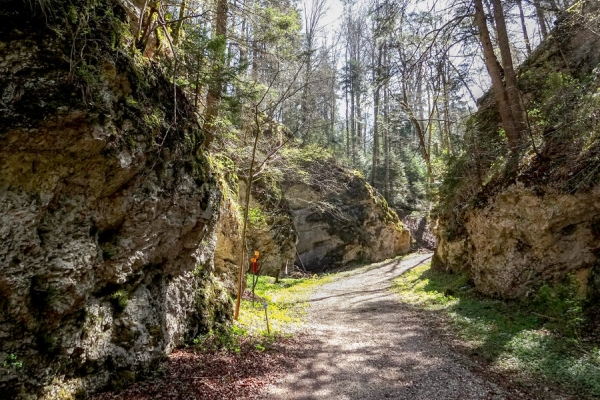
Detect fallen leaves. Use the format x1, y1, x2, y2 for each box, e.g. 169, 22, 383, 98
90, 337, 301, 400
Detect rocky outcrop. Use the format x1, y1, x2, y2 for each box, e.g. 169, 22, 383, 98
436, 184, 600, 298
238, 182, 297, 278
286, 171, 411, 272
213, 196, 242, 293
402, 215, 436, 251
233, 152, 410, 276
433, 4, 600, 300
0, 1, 234, 398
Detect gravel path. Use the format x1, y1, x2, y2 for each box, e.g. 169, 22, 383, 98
263, 253, 510, 400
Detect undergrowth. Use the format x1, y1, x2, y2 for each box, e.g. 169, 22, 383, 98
391, 263, 600, 399
192, 273, 336, 354
237, 274, 336, 334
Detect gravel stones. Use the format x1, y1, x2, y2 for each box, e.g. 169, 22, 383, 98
263, 254, 511, 400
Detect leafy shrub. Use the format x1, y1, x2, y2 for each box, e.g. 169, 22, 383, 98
248, 207, 268, 229
110, 290, 129, 312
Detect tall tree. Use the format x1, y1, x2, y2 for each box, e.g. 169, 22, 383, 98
490, 0, 528, 142
202, 0, 229, 147
474, 0, 521, 151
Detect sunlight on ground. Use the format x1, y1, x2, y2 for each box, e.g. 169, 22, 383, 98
238, 274, 337, 335
238, 255, 408, 335
391, 263, 600, 398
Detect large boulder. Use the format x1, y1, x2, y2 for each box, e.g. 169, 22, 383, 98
231, 150, 411, 275
436, 184, 600, 298
0, 1, 233, 397
286, 170, 411, 272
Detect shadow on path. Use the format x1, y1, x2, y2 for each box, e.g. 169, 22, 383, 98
264, 253, 513, 400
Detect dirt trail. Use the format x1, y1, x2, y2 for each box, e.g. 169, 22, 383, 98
263, 254, 511, 400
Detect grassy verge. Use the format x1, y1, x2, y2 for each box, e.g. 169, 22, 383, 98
193, 273, 337, 353
391, 263, 600, 399
238, 274, 337, 335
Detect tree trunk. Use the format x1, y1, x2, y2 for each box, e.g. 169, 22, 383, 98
491, 0, 528, 144
345, 48, 350, 159
372, 40, 382, 189
402, 83, 431, 178
202, 0, 229, 148
356, 79, 363, 157
516, 0, 532, 55
441, 61, 453, 154
372, 85, 379, 187
534, 0, 549, 39
172, 0, 187, 45
383, 44, 390, 200
350, 64, 356, 164
300, 52, 312, 143
329, 63, 336, 146
474, 0, 520, 151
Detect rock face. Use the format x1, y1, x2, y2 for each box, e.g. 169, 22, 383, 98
246, 211, 297, 278
434, 4, 600, 300
0, 1, 234, 398
286, 172, 411, 272
213, 197, 243, 293
436, 184, 600, 298
236, 153, 410, 276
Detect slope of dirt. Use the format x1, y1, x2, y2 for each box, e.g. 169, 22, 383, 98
262, 254, 527, 400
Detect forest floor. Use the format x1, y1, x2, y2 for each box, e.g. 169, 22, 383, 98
92, 253, 592, 400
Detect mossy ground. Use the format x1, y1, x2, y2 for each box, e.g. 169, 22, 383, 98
391, 263, 600, 399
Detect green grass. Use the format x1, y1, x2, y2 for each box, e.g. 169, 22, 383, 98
192, 273, 338, 353
238, 273, 337, 335
391, 263, 600, 398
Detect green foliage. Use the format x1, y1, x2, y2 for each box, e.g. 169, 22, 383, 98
397, 148, 428, 210
280, 144, 336, 184
535, 276, 585, 339
208, 153, 239, 202
281, 143, 334, 166
2, 353, 23, 370
143, 108, 164, 129
521, 69, 583, 133
252, 4, 301, 57
110, 290, 129, 312
392, 263, 600, 398
248, 206, 268, 229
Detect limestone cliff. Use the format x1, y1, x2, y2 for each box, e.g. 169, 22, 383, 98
283, 158, 411, 272
434, 3, 600, 301
225, 145, 411, 276
242, 181, 298, 278
0, 1, 234, 397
